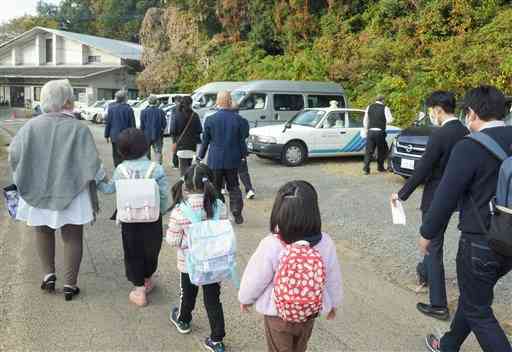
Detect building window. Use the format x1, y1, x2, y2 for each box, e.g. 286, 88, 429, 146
97, 88, 116, 100
127, 89, 139, 100
88, 56, 101, 64
34, 87, 42, 102
273, 94, 304, 111
73, 88, 86, 102
45, 39, 53, 63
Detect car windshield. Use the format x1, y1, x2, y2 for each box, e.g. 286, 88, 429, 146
290, 110, 326, 127
92, 101, 105, 108
231, 91, 246, 105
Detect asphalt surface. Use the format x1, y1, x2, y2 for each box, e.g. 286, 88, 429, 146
1, 112, 510, 351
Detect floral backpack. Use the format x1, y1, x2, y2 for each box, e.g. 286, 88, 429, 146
273, 238, 326, 323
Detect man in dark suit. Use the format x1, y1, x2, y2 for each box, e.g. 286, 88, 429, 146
391, 92, 468, 321
363, 95, 393, 174
422, 86, 512, 352
104, 90, 136, 166
140, 95, 167, 164
198, 91, 249, 224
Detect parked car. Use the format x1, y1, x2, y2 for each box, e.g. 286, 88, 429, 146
133, 94, 189, 127
82, 100, 110, 123
248, 102, 401, 166
232, 80, 347, 127
390, 96, 512, 178
192, 81, 246, 121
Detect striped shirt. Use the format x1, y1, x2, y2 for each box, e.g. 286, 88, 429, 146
165, 193, 228, 273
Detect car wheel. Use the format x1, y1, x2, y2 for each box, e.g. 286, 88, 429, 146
282, 141, 306, 167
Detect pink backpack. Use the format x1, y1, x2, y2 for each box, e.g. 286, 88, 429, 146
273, 238, 326, 323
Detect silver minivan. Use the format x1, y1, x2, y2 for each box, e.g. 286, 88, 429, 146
231, 80, 346, 126
192, 81, 246, 120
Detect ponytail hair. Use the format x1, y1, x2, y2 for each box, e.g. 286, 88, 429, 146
168, 163, 223, 218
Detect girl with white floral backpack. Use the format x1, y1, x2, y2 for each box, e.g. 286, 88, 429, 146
239, 180, 343, 352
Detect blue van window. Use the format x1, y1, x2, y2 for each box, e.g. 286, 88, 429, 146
274, 94, 304, 111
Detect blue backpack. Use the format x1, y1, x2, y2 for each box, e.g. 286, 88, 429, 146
179, 201, 238, 286
467, 132, 512, 256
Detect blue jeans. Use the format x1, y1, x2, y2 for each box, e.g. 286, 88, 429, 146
440, 234, 512, 352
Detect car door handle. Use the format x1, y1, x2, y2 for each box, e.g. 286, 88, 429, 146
339, 131, 347, 134
260, 115, 266, 120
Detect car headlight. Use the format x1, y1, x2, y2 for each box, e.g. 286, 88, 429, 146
256, 136, 277, 144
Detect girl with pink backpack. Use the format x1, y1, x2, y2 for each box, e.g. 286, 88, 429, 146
238, 180, 343, 352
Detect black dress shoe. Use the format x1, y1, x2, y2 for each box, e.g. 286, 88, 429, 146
363, 169, 370, 175
40, 274, 56, 292
63, 286, 80, 301
234, 214, 244, 225
417, 303, 450, 321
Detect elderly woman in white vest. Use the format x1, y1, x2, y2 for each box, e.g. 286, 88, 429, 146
9, 79, 103, 301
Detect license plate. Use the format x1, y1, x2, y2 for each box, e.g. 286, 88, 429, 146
247, 142, 254, 151
401, 158, 415, 170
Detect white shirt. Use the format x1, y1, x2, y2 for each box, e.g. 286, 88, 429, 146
441, 117, 458, 126
363, 101, 393, 131
479, 120, 506, 131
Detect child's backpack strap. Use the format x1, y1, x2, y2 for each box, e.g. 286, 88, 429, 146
467, 132, 508, 161
117, 164, 131, 179
179, 202, 202, 224
145, 162, 158, 179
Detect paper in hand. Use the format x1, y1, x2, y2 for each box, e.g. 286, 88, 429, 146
391, 200, 406, 225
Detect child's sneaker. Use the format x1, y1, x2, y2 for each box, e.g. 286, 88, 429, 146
169, 307, 191, 334
129, 288, 147, 306
246, 190, 256, 200
203, 337, 225, 352
144, 277, 155, 294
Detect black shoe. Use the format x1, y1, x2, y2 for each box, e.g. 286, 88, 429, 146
234, 214, 244, 225
63, 286, 80, 301
203, 337, 225, 352
40, 274, 56, 292
425, 334, 442, 352
417, 303, 449, 321
363, 169, 370, 175
170, 307, 191, 334
378, 167, 386, 172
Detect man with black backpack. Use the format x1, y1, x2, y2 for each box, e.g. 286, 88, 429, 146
421, 86, 512, 352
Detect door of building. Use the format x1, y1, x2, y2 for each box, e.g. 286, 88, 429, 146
10, 86, 25, 108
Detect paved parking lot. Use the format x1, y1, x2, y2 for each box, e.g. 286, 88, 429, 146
1, 117, 510, 351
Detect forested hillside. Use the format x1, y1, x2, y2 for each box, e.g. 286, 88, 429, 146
138, 0, 512, 126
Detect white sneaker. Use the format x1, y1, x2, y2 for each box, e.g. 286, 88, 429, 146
246, 190, 256, 200
221, 188, 228, 195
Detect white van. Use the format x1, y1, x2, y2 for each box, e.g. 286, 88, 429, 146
133, 93, 189, 127
231, 80, 346, 127
192, 81, 246, 120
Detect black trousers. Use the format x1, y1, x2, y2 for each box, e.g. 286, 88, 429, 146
418, 211, 448, 308
121, 217, 163, 287
239, 159, 254, 193
179, 157, 193, 177
178, 272, 226, 342
213, 169, 243, 216
440, 235, 512, 352
112, 142, 123, 167
363, 130, 388, 172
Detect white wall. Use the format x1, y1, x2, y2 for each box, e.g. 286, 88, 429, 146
0, 55, 11, 65
88, 47, 121, 65
22, 42, 36, 65
62, 38, 84, 65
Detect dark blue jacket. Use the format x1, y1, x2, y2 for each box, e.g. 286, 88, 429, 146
140, 106, 167, 143
104, 103, 136, 143
421, 125, 512, 239
198, 109, 250, 170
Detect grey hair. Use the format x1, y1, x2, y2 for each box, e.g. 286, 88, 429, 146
40, 79, 74, 113
148, 95, 158, 105
115, 90, 127, 103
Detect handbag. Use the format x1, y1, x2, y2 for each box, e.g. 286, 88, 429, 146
3, 184, 19, 219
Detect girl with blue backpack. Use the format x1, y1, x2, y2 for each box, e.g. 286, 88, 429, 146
166, 163, 231, 352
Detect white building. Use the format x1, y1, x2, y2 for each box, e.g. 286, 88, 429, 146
0, 27, 142, 107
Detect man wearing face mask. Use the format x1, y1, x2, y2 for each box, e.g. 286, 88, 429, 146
422, 86, 512, 352
391, 91, 468, 321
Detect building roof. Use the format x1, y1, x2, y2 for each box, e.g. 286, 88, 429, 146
0, 66, 123, 79
0, 27, 142, 61
233, 80, 344, 94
